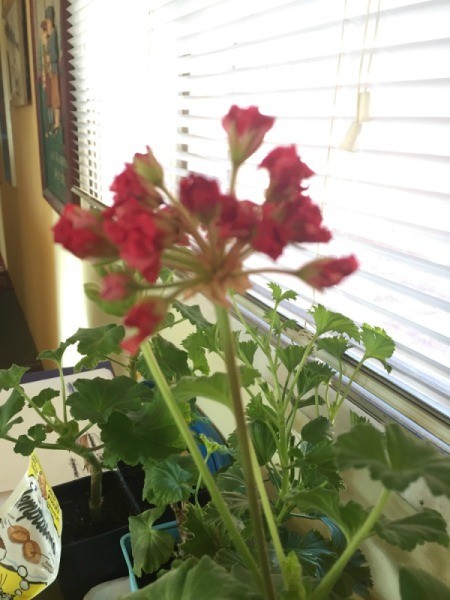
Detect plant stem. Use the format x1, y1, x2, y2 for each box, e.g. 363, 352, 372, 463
140, 342, 263, 591
312, 488, 391, 600
58, 364, 68, 423
80, 449, 103, 523
216, 306, 277, 600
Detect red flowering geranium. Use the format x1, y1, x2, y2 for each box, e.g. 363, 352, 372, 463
53, 106, 357, 352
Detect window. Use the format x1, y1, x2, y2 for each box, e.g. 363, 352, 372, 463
69, 0, 450, 447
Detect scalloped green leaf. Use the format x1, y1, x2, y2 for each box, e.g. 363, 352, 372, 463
316, 336, 351, 360
375, 508, 449, 551
238, 340, 258, 366
0, 365, 29, 390
279, 528, 335, 577
181, 334, 210, 375
297, 361, 335, 398
0, 390, 25, 436
121, 555, 260, 600
145, 460, 194, 506
310, 305, 360, 340
171, 373, 230, 406
361, 324, 395, 372
399, 567, 450, 600
301, 417, 332, 444
14, 435, 37, 456
100, 397, 188, 464
32, 388, 60, 409
150, 335, 191, 381
279, 345, 307, 372
67, 376, 147, 424
129, 507, 176, 576
250, 419, 277, 466
173, 301, 212, 330
68, 324, 125, 372
181, 503, 224, 558
335, 423, 450, 497
268, 282, 298, 304
38, 340, 72, 365
27, 424, 47, 443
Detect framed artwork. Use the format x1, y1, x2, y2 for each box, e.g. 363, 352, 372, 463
0, 33, 16, 185
30, 0, 76, 212
4, 0, 31, 106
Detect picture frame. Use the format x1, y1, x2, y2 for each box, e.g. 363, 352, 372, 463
30, 0, 76, 212
0, 28, 16, 185
4, 0, 31, 107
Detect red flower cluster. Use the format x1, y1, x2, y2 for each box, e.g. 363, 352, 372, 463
53, 105, 358, 354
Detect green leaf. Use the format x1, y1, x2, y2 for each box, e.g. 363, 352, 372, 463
100, 396, 188, 464
68, 324, 125, 372
296, 439, 343, 491
239, 365, 260, 387
67, 376, 147, 424
295, 395, 326, 409
38, 341, 71, 366
238, 340, 258, 366
56, 420, 80, 447
183, 326, 220, 355
279, 345, 307, 372
301, 417, 332, 444
181, 335, 210, 375
129, 507, 176, 576
0, 390, 25, 436
171, 373, 230, 406
279, 528, 335, 577
181, 503, 224, 558
31, 388, 59, 409
268, 282, 298, 304
316, 336, 351, 360
250, 420, 277, 466
145, 460, 193, 506
150, 335, 191, 380
375, 508, 449, 551
0, 365, 29, 390
290, 488, 367, 541
173, 301, 212, 330
349, 411, 370, 427
14, 435, 37, 456
143, 455, 198, 504
122, 555, 260, 600
311, 305, 360, 340
336, 423, 450, 497
84, 282, 137, 317
27, 424, 47, 443
361, 324, 395, 372
297, 361, 335, 398
42, 399, 57, 418
399, 567, 450, 600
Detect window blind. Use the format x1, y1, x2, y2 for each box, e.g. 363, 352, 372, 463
67, 0, 450, 439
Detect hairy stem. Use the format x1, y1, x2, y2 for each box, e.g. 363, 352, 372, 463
140, 341, 263, 591
216, 306, 277, 600
312, 488, 391, 600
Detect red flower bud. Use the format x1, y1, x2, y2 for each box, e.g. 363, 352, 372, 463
100, 273, 133, 301
53, 204, 117, 259
297, 256, 359, 290
122, 299, 167, 355
179, 174, 223, 223
110, 162, 162, 208
259, 145, 315, 202
133, 146, 164, 188
222, 106, 275, 166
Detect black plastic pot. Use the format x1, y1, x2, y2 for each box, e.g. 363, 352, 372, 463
44, 470, 142, 600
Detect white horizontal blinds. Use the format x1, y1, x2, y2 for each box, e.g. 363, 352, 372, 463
68, 0, 180, 205
165, 0, 450, 414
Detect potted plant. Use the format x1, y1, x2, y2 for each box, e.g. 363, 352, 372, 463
0, 320, 229, 598
52, 106, 450, 598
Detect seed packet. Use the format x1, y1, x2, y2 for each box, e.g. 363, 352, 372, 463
0, 453, 62, 598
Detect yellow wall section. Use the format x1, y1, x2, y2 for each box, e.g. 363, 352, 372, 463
0, 0, 59, 354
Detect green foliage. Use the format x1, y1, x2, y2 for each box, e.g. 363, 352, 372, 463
316, 336, 350, 360
181, 503, 225, 558
279, 345, 307, 372
279, 529, 335, 577
129, 507, 176, 576
0, 365, 29, 390
374, 509, 449, 551
31, 388, 60, 408
310, 305, 360, 340
268, 282, 298, 304
84, 282, 137, 316
68, 324, 125, 371
250, 419, 277, 465
399, 567, 450, 600
360, 324, 395, 372
148, 335, 191, 381
301, 417, 331, 444
181, 333, 210, 375
0, 390, 25, 436
143, 460, 194, 506
67, 376, 147, 424
122, 555, 261, 600
297, 362, 334, 398
173, 301, 212, 330
335, 422, 450, 497
171, 373, 231, 406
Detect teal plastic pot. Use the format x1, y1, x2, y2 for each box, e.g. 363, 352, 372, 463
120, 521, 179, 591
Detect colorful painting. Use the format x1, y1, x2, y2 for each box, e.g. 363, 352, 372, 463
30, 0, 75, 212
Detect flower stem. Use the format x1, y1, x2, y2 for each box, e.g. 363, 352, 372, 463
215, 305, 277, 600
312, 488, 391, 600
140, 341, 264, 591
